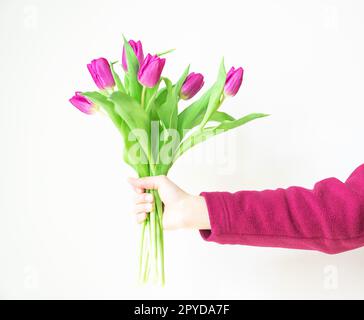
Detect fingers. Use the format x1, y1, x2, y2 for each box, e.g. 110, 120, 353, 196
133, 203, 153, 215
128, 175, 166, 191
132, 186, 144, 194
134, 193, 154, 204
132, 192, 154, 224
128, 176, 165, 225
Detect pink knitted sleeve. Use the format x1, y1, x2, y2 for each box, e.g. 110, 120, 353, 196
200, 164, 364, 254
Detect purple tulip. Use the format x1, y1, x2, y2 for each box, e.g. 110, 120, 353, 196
87, 58, 115, 90
122, 40, 144, 72
137, 54, 166, 88
224, 67, 244, 97
69, 92, 96, 115
180, 72, 204, 100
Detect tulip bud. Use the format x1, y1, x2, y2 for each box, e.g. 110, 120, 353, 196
180, 72, 204, 100
69, 92, 96, 115
224, 67, 244, 97
122, 40, 144, 72
87, 58, 115, 90
137, 54, 166, 88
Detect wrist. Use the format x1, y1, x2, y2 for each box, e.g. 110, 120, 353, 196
182, 195, 210, 230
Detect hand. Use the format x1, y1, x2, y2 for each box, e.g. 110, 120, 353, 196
128, 175, 210, 230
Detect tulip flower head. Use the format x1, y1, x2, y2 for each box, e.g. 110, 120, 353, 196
69, 92, 96, 115
87, 58, 115, 90
122, 40, 144, 72
180, 72, 204, 100
224, 67, 244, 97
137, 54, 166, 88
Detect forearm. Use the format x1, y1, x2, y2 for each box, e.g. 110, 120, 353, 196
198, 164, 364, 254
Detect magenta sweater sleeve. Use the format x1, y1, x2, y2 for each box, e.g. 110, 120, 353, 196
200, 164, 364, 254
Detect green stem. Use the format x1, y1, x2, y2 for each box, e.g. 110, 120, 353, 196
143, 244, 150, 283
150, 165, 159, 284
139, 217, 150, 284
138, 221, 146, 283
148, 166, 165, 286
152, 190, 160, 283
154, 193, 160, 281
145, 91, 157, 113
199, 93, 226, 130
141, 86, 147, 109
148, 189, 157, 283
156, 48, 176, 56
154, 191, 165, 286
137, 163, 165, 285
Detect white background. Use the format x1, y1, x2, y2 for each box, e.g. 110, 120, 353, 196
1, 0, 364, 299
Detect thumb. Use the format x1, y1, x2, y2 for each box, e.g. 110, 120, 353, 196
127, 175, 166, 191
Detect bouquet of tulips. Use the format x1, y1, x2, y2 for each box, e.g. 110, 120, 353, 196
69, 36, 268, 285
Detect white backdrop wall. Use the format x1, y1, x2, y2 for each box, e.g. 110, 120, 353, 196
1, 0, 364, 299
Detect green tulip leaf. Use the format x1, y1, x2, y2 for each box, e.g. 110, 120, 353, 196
178, 110, 236, 138
174, 113, 269, 162
145, 80, 161, 112
208, 111, 235, 123
123, 36, 142, 102
110, 61, 126, 93
82, 91, 149, 175
199, 58, 227, 129
177, 88, 212, 137
155, 87, 168, 106
124, 74, 130, 93
109, 91, 150, 158
174, 65, 190, 96
82, 91, 121, 127
155, 67, 189, 162
157, 77, 177, 130
158, 65, 189, 130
